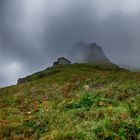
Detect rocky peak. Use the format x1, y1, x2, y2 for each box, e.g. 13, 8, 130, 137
69, 41, 118, 67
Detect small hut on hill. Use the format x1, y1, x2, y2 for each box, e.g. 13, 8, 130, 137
53, 57, 71, 66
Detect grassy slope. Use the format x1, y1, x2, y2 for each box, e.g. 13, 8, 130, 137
0, 64, 140, 140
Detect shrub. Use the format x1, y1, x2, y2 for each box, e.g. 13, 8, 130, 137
22, 117, 49, 138
93, 127, 105, 139
3, 96, 18, 107
65, 92, 96, 109
2, 126, 13, 137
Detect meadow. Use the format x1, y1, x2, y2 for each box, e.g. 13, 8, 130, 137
0, 64, 140, 140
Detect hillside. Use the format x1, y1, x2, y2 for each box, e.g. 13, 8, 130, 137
0, 64, 140, 140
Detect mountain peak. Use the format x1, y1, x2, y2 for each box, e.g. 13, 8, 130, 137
69, 42, 118, 68
90, 42, 97, 46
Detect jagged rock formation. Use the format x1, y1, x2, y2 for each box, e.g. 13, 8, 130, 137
17, 78, 27, 84
69, 42, 118, 67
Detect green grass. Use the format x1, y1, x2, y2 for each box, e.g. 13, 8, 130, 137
0, 64, 140, 140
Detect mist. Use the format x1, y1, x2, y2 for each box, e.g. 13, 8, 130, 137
0, 0, 140, 87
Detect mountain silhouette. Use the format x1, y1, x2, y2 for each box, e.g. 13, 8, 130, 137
69, 42, 118, 67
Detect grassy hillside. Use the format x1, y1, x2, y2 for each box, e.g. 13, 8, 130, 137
0, 64, 140, 140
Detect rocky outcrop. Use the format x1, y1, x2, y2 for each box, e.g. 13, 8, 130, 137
17, 78, 27, 85
85, 42, 111, 64
69, 42, 118, 67
17, 70, 61, 85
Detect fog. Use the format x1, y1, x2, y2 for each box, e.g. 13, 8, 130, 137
0, 0, 140, 87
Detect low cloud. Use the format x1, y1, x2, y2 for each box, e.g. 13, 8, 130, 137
0, 0, 140, 86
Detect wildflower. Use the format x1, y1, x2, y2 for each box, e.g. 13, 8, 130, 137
26, 111, 32, 115
108, 104, 113, 111
83, 85, 90, 91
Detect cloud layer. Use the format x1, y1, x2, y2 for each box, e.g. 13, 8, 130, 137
0, 0, 140, 86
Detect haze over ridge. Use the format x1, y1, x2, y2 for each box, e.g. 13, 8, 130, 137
0, 0, 140, 87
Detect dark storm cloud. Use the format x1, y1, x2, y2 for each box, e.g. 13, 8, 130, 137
42, 3, 96, 54
0, 0, 140, 87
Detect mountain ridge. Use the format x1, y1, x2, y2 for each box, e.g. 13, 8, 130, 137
17, 42, 119, 84
0, 63, 140, 139
69, 42, 118, 68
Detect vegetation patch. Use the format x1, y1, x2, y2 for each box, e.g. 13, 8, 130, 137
64, 92, 96, 109
0, 64, 140, 139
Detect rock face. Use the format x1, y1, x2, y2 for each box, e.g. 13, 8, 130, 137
17, 78, 27, 85
69, 42, 118, 67
85, 42, 111, 64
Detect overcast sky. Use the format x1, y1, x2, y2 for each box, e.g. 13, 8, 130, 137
0, 0, 140, 87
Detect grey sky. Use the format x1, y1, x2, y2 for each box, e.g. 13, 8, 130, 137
0, 0, 140, 87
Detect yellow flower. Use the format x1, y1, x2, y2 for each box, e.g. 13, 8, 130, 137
83, 85, 90, 91
98, 101, 106, 106
108, 104, 113, 110
42, 101, 47, 106
26, 111, 32, 115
